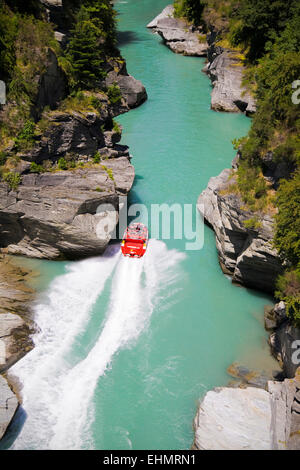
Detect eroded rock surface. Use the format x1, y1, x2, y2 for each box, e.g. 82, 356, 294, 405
205, 47, 256, 114
147, 5, 208, 57
0, 375, 18, 441
197, 168, 282, 292
193, 368, 300, 450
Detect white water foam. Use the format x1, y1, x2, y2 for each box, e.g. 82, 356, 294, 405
11, 240, 185, 450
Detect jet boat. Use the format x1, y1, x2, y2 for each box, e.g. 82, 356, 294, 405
121, 223, 148, 258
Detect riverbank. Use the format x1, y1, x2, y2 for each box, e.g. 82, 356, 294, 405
0, 255, 35, 438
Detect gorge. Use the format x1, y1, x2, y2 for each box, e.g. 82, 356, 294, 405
0, 0, 299, 451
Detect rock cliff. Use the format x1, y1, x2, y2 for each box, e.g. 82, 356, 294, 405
265, 302, 300, 379
204, 41, 256, 114
197, 168, 282, 293
0, 375, 19, 441
0, 256, 35, 440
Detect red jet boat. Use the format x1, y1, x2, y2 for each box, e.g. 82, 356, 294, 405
121, 223, 148, 258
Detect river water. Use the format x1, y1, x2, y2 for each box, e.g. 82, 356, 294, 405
3, 0, 277, 450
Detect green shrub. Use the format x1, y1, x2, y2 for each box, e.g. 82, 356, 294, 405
30, 162, 45, 173
58, 157, 68, 170
243, 217, 262, 230
275, 270, 300, 326
0, 152, 7, 166
15, 120, 36, 150
93, 152, 101, 163
107, 82, 122, 105
2, 171, 21, 190
112, 120, 121, 134
274, 171, 300, 267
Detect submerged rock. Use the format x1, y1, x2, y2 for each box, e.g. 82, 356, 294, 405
147, 5, 208, 57
193, 368, 300, 450
0, 375, 19, 441
197, 169, 282, 292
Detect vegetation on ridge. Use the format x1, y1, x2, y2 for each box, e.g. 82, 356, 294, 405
175, 0, 300, 324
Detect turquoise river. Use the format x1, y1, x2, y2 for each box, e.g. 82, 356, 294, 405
2, 0, 278, 450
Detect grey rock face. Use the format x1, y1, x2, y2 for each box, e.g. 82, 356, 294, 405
270, 321, 300, 378
193, 369, 300, 450
0, 257, 34, 372
0, 313, 31, 373
0, 157, 134, 259
35, 49, 67, 118
206, 48, 256, 114
0, 375, 18, 441
106, 72, 147, 109
265, 301, 288, 332
197, 169, 282, 292
147, 5, 208, 57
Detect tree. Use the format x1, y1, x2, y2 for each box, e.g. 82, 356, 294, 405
230, 0, 299, 61
66, 7, 105, 90
174, 0, 205, 26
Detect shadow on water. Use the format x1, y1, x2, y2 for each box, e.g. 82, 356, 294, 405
0, 406, 27, 450
117, 30, 140, 47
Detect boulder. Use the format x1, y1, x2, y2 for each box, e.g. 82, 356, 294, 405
193, 387, 274, 450
147, 5, 174, 28
106, 73, 147, 109
197, 169, 282, 292
193, 369, 300, 450
0, 313, 32, 373
0, 375, 19, 441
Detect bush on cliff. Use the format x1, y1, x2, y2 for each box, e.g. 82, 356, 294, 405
174, 0, 205, 26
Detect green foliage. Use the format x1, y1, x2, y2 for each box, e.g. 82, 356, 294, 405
93, 152, 101, 164
66, 1, 117, 90
30, 162, 45, 173
107, 82, 122, 105
2, 171, 21, 190
174, 0, 205, 26
0, 3, 18, 82
15, 120, 36, 150
229, 0, 299, 62
57, 157, 68, 171
275, 270, 300, 326
243, 217, 262, 230
112, 120, 121, 135
274, 172, 300, 267
236, 162, 268, 210
101, 164, 114, 181
0, 151, 7, 166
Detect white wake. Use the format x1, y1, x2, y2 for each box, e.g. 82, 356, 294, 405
11, 240, 185, 449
